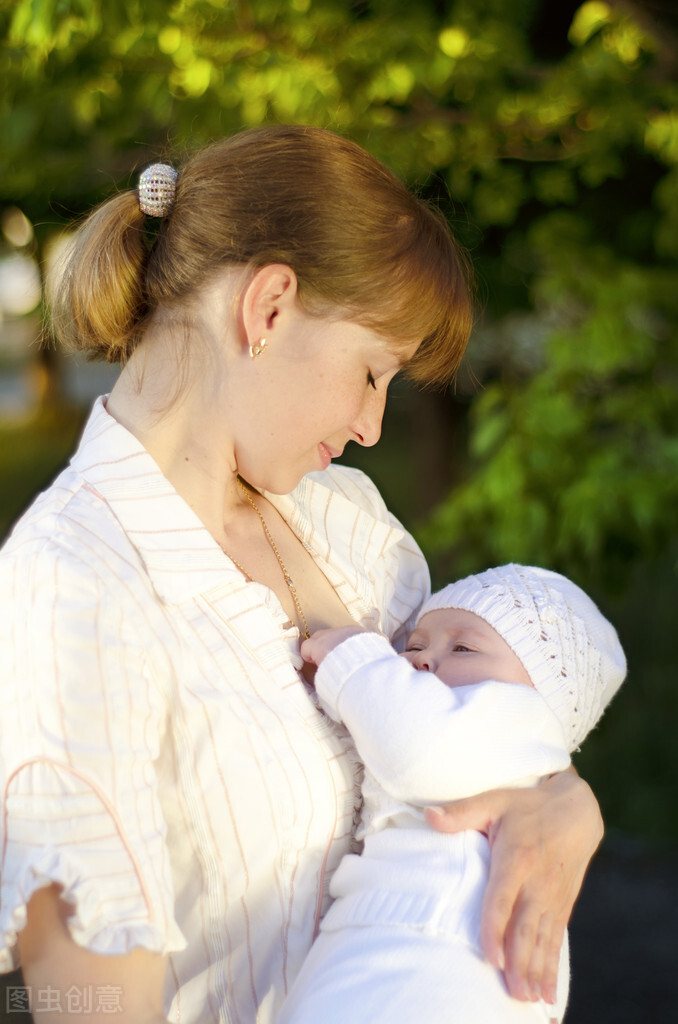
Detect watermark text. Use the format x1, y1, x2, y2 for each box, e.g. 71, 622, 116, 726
6, 984, 124, 1014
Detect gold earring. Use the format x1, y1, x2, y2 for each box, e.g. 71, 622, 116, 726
250, 337, 268, 359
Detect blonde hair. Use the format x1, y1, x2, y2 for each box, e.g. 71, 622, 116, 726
49, 125, 473, 386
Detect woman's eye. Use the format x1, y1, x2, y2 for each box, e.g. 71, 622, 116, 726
367, 371, 377, 390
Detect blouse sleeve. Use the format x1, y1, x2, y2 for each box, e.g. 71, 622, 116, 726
308, 465, 431, 651
0, 536, 186, 971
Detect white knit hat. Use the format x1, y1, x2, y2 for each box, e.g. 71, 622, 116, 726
417, 564, 626, 752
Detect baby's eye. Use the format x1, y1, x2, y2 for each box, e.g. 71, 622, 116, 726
406, 645, 423, 653
367, 371, 377, 390
452, 644, 472, 653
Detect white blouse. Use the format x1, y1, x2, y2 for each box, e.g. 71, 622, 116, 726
0, 397, 429, 1024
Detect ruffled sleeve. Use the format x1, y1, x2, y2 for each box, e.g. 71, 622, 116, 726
0, 532, 187, 971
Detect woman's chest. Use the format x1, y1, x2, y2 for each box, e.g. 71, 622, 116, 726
154, 586, 362, 854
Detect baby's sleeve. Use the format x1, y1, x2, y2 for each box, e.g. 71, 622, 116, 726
315, 633, 571, 804
0, 539, 186, 971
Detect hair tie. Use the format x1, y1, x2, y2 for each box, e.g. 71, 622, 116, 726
138, 163, 178, 217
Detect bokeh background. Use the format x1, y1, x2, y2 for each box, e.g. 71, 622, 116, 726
1, 1, 676, 1021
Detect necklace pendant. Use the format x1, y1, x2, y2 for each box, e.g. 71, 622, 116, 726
284, 574, 295, 589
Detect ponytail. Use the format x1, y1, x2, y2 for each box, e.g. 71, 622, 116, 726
48, 191, 150, 363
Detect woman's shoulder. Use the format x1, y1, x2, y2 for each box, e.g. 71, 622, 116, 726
1, 399, 129, 563
0, 468, 153, 624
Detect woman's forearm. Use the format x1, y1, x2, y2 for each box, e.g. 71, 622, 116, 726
18, 884, 169, 1024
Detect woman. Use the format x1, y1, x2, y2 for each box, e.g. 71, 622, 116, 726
0, 126, 601, 1024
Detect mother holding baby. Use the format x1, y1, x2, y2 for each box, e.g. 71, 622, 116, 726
0, 125, 601, 1023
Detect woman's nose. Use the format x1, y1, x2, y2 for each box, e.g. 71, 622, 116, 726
352, 389, 386, 447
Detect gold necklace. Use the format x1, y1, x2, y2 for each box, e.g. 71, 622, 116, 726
222, 479, 311, 640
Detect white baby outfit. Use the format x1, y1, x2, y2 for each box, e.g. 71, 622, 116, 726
278, 564, 626, 1024
277, 631, 572, 1024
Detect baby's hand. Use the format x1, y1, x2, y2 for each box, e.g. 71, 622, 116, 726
301, 626, 370, 667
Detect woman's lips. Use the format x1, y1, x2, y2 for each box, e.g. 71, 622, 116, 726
318, 443, 341, 469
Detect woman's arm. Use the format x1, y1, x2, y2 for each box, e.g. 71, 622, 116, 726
18, 885, 169, 1024
426, 767, 603, 1006
1, 547, 182, 1007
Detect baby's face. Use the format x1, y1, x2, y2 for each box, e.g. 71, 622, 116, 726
403, 607, 533, 690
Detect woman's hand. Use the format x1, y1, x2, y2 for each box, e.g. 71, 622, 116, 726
425, 769, 603, 1005
18, 884, 169, 1024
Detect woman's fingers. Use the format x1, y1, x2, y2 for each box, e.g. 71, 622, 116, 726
480, 810, 545, 999
424, 790, 496, 836
524, 913, 548, 1002
503, 902, 542, 1001
537, 917, 567, 1007
501, 903, 562, 1003
522, 910, 564, 1004
425, 771, 603, 1002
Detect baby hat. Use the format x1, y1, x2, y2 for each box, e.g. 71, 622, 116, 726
417, 564, 626, 752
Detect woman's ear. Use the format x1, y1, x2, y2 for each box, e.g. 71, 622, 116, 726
240, 264, 299, 349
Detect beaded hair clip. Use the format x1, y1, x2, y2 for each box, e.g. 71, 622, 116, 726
138, 163, 178, 217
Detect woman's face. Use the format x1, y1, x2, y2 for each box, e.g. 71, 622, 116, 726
230, 302, 416, 494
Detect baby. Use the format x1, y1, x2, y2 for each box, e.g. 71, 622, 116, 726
277, 564, 626, 1024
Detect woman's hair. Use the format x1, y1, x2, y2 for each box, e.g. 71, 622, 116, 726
49, 125, 473, 387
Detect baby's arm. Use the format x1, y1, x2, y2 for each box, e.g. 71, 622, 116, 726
303, 629, 570, 805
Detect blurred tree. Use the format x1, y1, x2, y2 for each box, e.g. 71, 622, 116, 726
416, 2, 678, 592
1, 0, 676, 588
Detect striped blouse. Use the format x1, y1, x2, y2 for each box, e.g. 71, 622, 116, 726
0, 396, 429, 1024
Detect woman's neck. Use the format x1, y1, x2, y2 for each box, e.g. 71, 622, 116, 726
107, 327, 244, 531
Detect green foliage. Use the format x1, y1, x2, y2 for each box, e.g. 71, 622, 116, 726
422, 222, 678, 588
1, 1, 674, 226
0, 403, 84, 537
